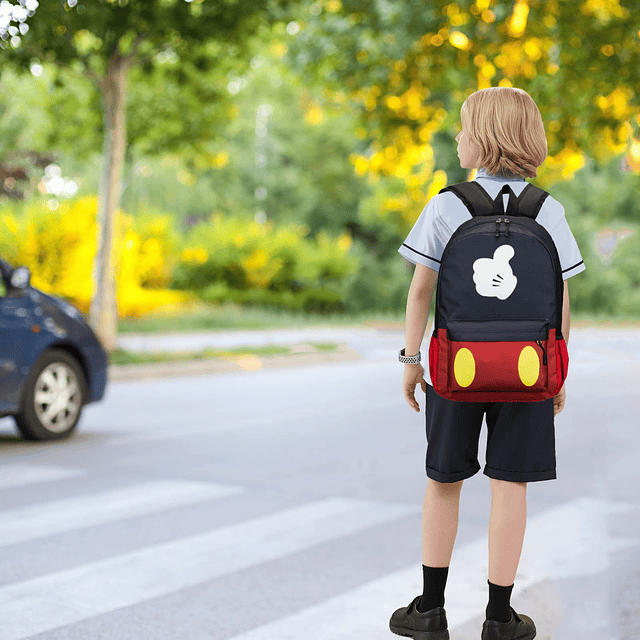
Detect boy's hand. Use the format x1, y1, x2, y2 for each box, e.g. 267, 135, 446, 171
553, 385, 566, 416
403, 363, 427, 412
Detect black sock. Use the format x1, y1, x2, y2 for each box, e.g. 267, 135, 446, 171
486, 580, 514, 622
417, 565, 449, 613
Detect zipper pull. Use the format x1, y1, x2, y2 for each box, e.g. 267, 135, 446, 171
504, 218, 510, 237
495, 218, 502, 237
536, 340, 547, 365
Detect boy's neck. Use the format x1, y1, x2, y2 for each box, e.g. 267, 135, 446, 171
475, 167, 526, 181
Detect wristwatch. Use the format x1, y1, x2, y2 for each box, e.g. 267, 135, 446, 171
399, 348, 421, 364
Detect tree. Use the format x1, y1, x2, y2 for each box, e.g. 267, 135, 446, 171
1, 0, 298, 351
281, 0, 640, 224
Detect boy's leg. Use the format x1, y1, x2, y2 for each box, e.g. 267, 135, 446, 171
422, 478, 464, 566
412, 478, 463, 614
485, 478, 527, 623
481, 399, 550, 631
488, 478, 527, 586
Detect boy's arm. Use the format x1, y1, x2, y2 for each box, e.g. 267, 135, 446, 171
554, 279, 570, 411
562, 279, 570, 346
404, 264, 438, 357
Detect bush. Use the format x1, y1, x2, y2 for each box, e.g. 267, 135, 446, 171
172, 211, 360, 313
0, 196, 191, 319
342, 242, 412, 315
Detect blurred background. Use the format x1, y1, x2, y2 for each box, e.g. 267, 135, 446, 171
1, 0, 640, 359
2, 3, 640, 640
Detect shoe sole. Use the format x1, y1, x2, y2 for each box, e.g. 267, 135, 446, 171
481, 628, 536, 640
389, 622, 450, 640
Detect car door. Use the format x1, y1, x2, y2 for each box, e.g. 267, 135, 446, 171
0, 280, 38, 412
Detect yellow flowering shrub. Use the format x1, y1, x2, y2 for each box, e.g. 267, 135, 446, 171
0, 197, 192, 319
0, 197, 360, 317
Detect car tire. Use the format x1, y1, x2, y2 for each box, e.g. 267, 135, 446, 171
13, 348, 88, 441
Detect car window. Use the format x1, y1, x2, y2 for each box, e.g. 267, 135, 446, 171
0, 276, 6, 298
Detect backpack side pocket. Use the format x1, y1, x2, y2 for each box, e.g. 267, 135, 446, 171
428, 333, 440, 394
554, 334, 569, 394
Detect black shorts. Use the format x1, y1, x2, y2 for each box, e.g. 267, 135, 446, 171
424, 383, 556, 483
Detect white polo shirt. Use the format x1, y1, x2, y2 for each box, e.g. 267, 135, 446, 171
398, 168, 586, 383
399, 168, 586, 279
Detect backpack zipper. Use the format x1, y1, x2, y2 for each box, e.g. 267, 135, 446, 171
536, 340, 547, 365
494, 218, 511, 237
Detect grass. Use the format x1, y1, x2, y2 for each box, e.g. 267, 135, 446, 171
108, 341, 341, 366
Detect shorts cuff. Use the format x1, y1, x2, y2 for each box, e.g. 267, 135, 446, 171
483, 466, 556, 482
427, 461, 481, 483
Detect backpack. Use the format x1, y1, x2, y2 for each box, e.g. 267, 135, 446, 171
428, 180, 568, 402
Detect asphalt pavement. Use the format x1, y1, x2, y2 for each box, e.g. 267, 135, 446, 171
1, 323, 639, 639
113, 322, 640, 640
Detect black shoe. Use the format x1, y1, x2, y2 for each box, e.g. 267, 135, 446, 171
389, 595, 450, 640
481, 606, 536, 640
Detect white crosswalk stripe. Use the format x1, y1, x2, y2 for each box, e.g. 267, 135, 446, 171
0, 479, 242, 548
0, 494, 418, 640
0, 464, 85, 489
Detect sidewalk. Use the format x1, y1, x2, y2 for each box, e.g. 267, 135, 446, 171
109, 325, 387, 381
109, 323, 640, 382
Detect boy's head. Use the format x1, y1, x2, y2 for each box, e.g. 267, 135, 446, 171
457, 87, 548, 179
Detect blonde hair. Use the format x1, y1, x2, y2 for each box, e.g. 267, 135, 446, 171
461, 87, 547, 179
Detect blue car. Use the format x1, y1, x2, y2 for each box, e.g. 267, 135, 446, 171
0, 258, 108, 440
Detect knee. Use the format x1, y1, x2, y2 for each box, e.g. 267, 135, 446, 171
430, 478, 464, 491
489, 478, 527, 494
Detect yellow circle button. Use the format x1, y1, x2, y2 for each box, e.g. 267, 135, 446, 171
454, 348, 475, 387
518, 345, 540, 386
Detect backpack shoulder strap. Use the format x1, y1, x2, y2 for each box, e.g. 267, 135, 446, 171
438, 181, 494, 217
438, 181, 549, 220
516, 183, 550, 220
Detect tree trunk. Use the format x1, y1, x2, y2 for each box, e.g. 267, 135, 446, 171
89, 56, 128, 353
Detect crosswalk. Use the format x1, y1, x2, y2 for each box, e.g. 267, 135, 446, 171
0, 463, 637, 639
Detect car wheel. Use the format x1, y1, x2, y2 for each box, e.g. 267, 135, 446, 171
13, 348, 88, 441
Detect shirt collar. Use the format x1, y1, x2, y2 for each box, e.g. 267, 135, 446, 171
475, 167, 526, 182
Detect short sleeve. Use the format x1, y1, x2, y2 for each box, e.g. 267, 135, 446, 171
397, 195, 449, 272
548, 214, 586, 280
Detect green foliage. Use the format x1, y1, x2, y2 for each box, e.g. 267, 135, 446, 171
341, 242, 411, 315
125, 41, 242, 158
2, 0, 286, 68
45, 40, 373, 233
547, 155, 640, 225
1, 0, 305, 187
535, 156, 638, 316
171, 211, 361, 314
196, 45, 371, 235
558, 210, 620, 315
0, 64, 102, 163
609, 223, 640, 316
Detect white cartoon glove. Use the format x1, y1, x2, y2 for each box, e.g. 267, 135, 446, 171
472, 244, 518, 300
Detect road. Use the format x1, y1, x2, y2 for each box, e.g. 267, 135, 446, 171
0, 326, 638, 639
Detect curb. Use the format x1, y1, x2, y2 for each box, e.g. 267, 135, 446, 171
108, 343, 363, 382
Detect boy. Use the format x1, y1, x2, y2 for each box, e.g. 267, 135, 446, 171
392, 87, 585, 640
